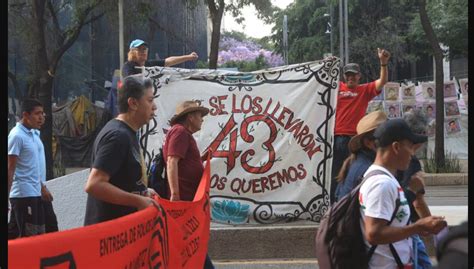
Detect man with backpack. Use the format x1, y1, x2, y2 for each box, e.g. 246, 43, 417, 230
316, 118, 447, 269
360, 119, 447, 268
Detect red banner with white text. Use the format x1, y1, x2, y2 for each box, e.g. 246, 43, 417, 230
8, 161, 211, 269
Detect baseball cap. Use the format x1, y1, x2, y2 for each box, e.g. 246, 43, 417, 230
343, 63, 360, 74
374, 119, 428, 147
129, 39, 148, 49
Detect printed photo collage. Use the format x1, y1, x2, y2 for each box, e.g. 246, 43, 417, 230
366, 82, 418, 120
366, 79, 467, 137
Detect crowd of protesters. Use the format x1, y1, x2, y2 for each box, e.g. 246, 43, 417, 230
7, 42, 466, 269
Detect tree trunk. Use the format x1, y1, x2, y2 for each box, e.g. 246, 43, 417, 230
418, 0, 445, 171
38, 78, 55, 180
209, 19, 222, 69
26, 0, 54, 179
207, 0, 224, 69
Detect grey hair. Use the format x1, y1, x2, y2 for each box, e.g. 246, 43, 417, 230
403, 109, 428, 135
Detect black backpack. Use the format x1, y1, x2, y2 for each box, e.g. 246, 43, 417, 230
148, 148, 168, 198
316, 169, 405, 269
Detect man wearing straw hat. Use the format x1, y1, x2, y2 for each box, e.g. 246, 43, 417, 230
164, 100, 210, 202
163, 100, 215, 268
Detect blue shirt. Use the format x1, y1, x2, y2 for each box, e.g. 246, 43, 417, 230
8, 122, 46, 198
335, 149, 375, 202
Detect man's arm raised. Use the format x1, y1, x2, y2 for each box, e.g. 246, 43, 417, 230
375, 48, 391, 91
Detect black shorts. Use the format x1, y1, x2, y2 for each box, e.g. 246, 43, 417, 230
9, 197, 45, 239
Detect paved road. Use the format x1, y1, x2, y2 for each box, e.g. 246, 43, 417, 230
424, 185, 468, 206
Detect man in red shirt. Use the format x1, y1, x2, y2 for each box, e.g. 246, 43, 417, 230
330, 48, 391, 204
163, 100, 214, 268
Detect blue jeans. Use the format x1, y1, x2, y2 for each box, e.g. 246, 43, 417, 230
330, 135, 352, 204
413, 234, 432, 269
204, 254, 214, 269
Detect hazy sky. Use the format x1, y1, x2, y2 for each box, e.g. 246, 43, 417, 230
222, 0, 294, 38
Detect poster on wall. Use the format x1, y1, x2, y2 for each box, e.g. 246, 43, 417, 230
142, 59, 340, 224
367, 100, 384, 114
401, 84, 416, 100
444, 81, 458, 99
384, 82, 400, 101
445, 100, 461, 117
401, 101, 416, 116
384, 101, 401, 119
445, 118, 461, 135
423, 102, 436, 120
422, 82, 436, 100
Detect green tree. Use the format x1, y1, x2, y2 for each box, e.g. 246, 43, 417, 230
270, 0, 330, 65
8, 0, 105, 179
408, 0, 468, 59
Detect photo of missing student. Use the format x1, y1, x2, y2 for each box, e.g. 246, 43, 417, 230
445, 101, 460, 117
422, 82, 436, 100
401, 85, 415, 100
401, 102, 416, 116
423, 102, 436, 119
443, 81, 457, 99
445, 118, 461, 135
384, 82, 400, 101
384, 102, 401, 119
366, 101, 384, 114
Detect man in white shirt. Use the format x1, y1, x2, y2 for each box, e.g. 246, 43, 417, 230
360, 119, 447, 269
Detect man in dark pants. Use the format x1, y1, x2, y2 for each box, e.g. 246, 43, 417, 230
163, 100, 214, 269
330, 48, 391, 204
8, 98, 57, 238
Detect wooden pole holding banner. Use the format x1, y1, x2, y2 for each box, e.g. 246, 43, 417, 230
119, 0, 124, 79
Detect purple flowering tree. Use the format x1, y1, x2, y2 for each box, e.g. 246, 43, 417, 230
218, 36, 284, 71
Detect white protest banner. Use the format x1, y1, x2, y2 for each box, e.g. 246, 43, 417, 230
141, 58, 340, 224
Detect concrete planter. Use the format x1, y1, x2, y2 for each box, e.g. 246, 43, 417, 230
424, 173, 468, 186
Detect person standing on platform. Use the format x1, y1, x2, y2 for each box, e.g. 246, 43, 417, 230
330, 48, 391, 203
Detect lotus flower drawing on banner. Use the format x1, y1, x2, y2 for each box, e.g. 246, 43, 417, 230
211, 200, 250, 224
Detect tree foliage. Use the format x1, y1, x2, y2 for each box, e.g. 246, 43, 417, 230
408, 0, 468, 59
217, 32, 284, 71
270, 0, 467, 81
270, 0, 330, 65
8, 0, 105, 179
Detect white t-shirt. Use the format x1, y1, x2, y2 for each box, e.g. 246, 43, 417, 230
359, 164, 413, 269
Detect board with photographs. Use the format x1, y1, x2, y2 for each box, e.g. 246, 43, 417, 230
421, 82, 436, 100
443, 81, 457, 99
445, 118, 461, 135
384, 82, 400, 101
384, 101, 401, 119
401, 84, 416, 100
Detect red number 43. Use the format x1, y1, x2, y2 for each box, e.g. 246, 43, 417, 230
205, 114, 277, 175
